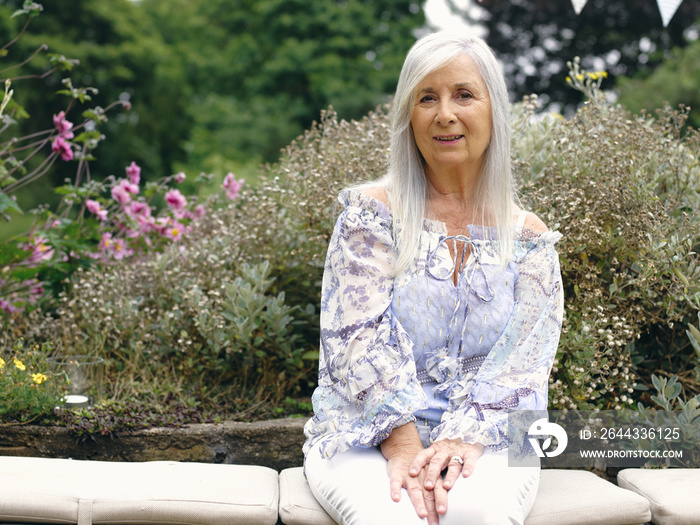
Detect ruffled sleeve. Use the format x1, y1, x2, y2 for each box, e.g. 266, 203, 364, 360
303, 190, 428, 459
431, 231, 564, 449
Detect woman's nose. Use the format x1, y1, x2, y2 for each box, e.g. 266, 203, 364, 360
435, 100, 456, 125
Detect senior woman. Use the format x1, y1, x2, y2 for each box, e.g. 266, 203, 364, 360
303, 30, 563, 525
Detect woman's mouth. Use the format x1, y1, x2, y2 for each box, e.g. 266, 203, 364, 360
434, 135, 464, 144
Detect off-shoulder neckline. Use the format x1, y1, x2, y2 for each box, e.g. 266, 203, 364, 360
339, 189, 562, 245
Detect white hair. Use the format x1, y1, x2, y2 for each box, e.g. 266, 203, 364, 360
363, 30, 517, 273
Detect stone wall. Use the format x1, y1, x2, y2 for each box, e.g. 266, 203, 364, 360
0, 418, 307, 470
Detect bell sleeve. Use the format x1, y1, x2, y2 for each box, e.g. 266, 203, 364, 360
431, 231, 564, 450
303, 191, 428, 459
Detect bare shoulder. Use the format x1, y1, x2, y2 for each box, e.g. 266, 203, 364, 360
360, 186, 391, 209
522, 211, 549, 234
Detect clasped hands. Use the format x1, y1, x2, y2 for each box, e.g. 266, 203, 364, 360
381, 423, 484, 525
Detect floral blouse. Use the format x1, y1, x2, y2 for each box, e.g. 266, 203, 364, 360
303, 189, 564, 460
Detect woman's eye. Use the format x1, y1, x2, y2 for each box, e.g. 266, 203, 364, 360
420, 94, 436, 103
458, 91, 473, 100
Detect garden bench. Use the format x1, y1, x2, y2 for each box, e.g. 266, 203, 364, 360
0, 455, 697, 524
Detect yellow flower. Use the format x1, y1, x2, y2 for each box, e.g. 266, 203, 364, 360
0, 357, 5, 370
31, 373, 48, 385
13, 358, 26, 371
586, 71, 609, 80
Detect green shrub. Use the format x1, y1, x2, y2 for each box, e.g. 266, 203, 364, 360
633, 374, 700, 468
3, 58, 699, 419
513, 60, 700, 409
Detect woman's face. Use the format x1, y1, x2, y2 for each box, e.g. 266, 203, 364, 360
410, 54, 492, 180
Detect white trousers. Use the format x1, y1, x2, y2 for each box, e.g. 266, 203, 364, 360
305, 444, 540, 525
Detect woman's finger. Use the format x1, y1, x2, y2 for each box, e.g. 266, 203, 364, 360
421, 477, 440, 525
461, 443, 485, 478
409, 445, 436, 476
442, 457, 464, 489
423, 450, 449, 489
389, 473, 404, 502
433, 476, 449, 515
405, 477, 429, 519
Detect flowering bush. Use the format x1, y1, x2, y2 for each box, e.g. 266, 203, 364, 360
0, 339, 66, 423
513, 59, 700, 408
2, 8, 698, 422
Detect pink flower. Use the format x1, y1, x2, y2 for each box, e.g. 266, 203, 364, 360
25, 237, 54, 266
223, 173, 244, 200
0, 297, 19, 315
126, 201, 150, 217
122, 179, 139, 195
111, 179, 139, 206
136, 214, 156, 233
153, 217, 170, 233
163, 220, 185, 241
111, 185, 131, 205
86, 199, 108, 220
194, 204, 206, 220
165, 189, 187, 211
126, 162, 141, 185
25, 280, 44, 304
111, 238, 132, 260
174, 172, 186, 184
53, 111, 74, 139
99, 232, 113, 251
52, 136, 73, 161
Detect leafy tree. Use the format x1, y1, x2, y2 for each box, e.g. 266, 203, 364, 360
446, 0, 700, 113
617, 38, 700, 129
1, 0, 425, 213
0, 0, 190, 210
140, 0, 425, 175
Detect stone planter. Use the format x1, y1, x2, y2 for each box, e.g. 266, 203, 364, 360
0, 417, 307, 470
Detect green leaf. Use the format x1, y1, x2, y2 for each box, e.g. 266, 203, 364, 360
0, 192, 23, 214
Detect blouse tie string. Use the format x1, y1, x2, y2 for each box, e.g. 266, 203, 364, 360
426, 235, 496, 357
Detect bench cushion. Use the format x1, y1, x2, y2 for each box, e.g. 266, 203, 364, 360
279, 467, 335, 525
0, 456, 279, 525
278, 467, 651, 525
618, 468, 700, 525
527, 469, 651, 525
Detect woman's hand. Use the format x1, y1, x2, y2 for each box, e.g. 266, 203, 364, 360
410, 438, 485, 491
381, 423, 447, 525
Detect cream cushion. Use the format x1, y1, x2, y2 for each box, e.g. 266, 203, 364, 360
526, 469, 651, 525
279, 467, 336, 525
278, 467, 652, 525
0, 456, 279, 525
618, 468, 700, 525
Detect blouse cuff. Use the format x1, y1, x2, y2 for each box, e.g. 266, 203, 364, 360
431, 383, 544, 449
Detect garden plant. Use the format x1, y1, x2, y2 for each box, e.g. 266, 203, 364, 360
1, 4, 699, 439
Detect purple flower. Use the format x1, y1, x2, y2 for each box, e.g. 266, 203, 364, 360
86, 199, 108, 220
126, 161, 141, 185
165, 188, 187, 211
